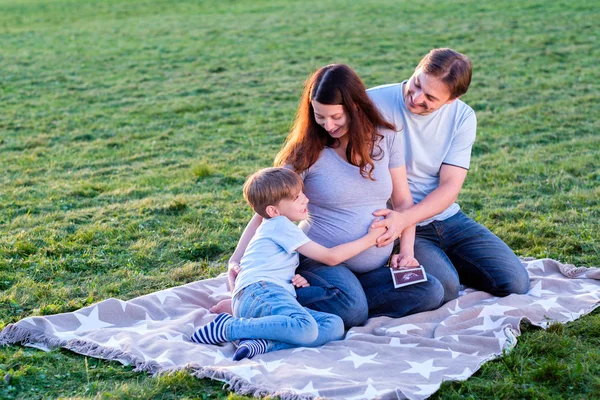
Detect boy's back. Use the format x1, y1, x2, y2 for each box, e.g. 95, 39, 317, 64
233, 216, 310, 298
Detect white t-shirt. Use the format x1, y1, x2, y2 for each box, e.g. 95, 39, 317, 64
233, 216, 311, 298
368, 81, 477, 225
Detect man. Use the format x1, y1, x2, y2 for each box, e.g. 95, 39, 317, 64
368, 48, 530, 303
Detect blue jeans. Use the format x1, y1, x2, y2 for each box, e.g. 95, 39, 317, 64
414, 211, 530, 303
296, 257, 444, 327
231, 281, 344, 353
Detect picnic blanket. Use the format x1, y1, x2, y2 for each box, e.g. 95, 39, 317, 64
1, 258, 600, 400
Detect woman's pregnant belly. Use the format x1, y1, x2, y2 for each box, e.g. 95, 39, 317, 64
299, 204, 393, 274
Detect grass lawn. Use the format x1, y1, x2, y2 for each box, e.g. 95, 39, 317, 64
1, 0, 599, 398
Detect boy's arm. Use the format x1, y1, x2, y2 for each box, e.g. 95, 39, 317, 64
227, 213, 263, 290
296, 223, 383, 266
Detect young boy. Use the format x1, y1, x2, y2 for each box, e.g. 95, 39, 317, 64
190, 167, 383, 360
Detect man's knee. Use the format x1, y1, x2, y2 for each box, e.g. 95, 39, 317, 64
496, 264, 530, 296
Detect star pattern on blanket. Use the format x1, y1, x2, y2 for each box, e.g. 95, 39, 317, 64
346, 379, 390, 400
477, 304, 518, 317
528, 280, 554, 297
203, 282, 229, 299
154, 350, 175, 366
3, 260, 600, 400
468, 316, 508, 332
402, 359, 447, 379
154, 290, 181, 305
532, 297, 560, 312
104, 336, 123, 349
386, 323, 422, 335
200, 349, 227, 364
340, 351, 381, 368
74, 306, 114, 332
300, 365, 340, 377
258, 359, 285, 372
294, 381, 319, 396
226, 364, 262, 382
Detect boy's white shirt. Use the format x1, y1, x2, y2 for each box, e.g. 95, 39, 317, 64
232, 216, 310, 298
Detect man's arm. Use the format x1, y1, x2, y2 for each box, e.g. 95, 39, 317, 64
399, 164, 468, 226
373, 164, 468, 234
297, 223, 383, 266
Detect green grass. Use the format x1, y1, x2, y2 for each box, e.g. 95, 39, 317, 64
1, 0, 599, 398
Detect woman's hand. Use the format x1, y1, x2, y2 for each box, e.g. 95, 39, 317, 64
389, 253, 420, 269
292, 274, 310, 288
371, 209, 407, 247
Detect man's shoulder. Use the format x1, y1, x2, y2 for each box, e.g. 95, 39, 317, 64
367, 82, 404, 96
446, 98, 475, 119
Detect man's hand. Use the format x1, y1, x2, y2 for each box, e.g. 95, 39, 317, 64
389, 253, 420, 269
371, 209, 408, 247
292, 274, 310, 288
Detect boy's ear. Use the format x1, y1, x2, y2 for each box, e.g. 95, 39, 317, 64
265, 205, 279, 218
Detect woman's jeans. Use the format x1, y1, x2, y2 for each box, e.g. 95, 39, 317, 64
230, 281, 344, 353
294, 211, 530, 328
296, 259, 444, 329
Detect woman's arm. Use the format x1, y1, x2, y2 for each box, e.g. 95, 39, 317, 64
371, 166, 418, 267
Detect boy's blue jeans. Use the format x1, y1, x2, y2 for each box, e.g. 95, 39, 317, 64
230, 281, 344, 353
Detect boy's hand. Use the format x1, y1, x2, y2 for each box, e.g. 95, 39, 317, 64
227, 261, 241, 291
390, 253, 420, 269
367, 218, 387, 243
292, 274, 310, 288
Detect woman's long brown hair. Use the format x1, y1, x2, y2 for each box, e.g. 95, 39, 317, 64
274, 64, 397, 180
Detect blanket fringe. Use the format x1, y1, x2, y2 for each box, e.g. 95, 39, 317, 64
65, 339, 160, 373
0, 323, 66, 348
557, 262, 600, 280
191, 367, 315, 400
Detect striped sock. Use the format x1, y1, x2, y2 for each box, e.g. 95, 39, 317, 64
191, 313, 233, 344
233, 339, 269, 361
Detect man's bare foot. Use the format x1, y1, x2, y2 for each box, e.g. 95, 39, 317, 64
210, 298, 232, 314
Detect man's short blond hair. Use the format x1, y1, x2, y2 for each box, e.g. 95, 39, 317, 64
416, 48, 472, 99
243, 167, 303, 219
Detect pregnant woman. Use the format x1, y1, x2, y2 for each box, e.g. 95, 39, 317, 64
227, 64, 444, 329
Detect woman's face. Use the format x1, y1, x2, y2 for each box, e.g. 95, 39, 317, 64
311, 100, 349, 140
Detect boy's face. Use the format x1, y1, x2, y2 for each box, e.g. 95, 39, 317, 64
272, 190, 309, 222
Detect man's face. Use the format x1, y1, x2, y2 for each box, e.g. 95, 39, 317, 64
404, 70, 456, 116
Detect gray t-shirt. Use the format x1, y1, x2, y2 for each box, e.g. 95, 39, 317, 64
367, 82, 477, 226
298, 130, 403, 274
234, 216, 311, 298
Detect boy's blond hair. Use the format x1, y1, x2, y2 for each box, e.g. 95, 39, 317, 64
243, 167, 303, 219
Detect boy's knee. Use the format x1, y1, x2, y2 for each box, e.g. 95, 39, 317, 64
329, 315, 345, 340
295, 321, 319, 346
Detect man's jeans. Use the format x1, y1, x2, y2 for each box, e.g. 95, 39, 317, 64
414, 211, 530, 303
231, 281, 344, 353
296, 258, 444, 329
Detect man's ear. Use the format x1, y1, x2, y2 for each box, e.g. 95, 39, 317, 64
445, 96, 459, 105
265, 205, 279, 218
